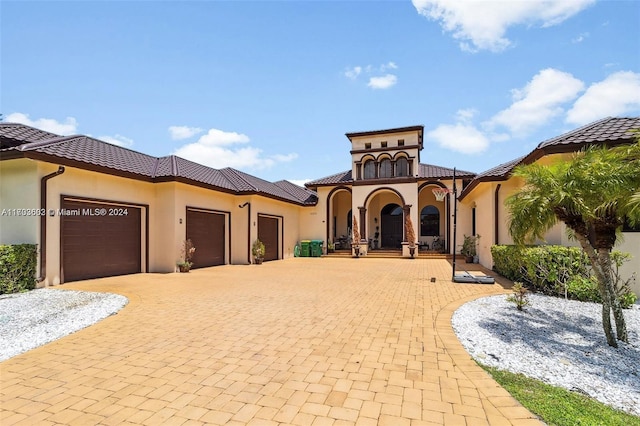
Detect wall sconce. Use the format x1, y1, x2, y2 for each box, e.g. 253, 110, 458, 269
374, 217, 378, 224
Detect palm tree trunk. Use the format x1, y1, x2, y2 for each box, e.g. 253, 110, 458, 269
600, 298, 616, 348
597, 248, 628, 343
572, 233, 618, 347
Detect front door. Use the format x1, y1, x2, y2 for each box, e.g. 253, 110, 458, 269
381, 203, 403, 248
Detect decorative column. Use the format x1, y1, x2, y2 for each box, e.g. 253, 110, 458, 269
402, 204, 415, 258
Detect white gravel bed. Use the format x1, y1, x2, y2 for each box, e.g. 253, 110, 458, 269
0, 288, 127, 362
452, 293, 640, 417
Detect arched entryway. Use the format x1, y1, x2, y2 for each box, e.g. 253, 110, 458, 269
381, 203, 403, 248
327, 187, 352, 250
418, 182, 451, 252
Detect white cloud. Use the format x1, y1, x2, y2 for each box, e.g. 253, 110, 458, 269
344, 66, 362, 80
173, 128, 297, 170
99, 134, 134, 148
455, 108, 478, 123
168, 125, 203, 140
566, 71, 640, 125
380, 61, 398, 71
368, 74, 398, 90
427, 122, 490, 154
489, 68, 584, 136
5, 112, 78, 135
412, 0, 595, 52
197, 128, 250, 146
571, 32, 589, 43
344, 62, 398, 90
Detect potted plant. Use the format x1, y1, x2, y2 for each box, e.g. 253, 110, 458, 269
252, 239, 265, 264
461, 234, 480, 263
405, 215, 417, 259
177, 239, 196, 272
327, 240, 335, 253
352, 215, 361, 258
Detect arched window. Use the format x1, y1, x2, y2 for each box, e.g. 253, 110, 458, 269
395, 157, 408, 177
379, 158, 392, 178
420, 205, 440, 236
363, 160, 375, 179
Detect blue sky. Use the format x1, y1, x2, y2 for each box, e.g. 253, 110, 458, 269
3, 0, 640, 185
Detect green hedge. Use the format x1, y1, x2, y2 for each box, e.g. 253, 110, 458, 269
491, 245, 636, 307
0, 244, 38, 294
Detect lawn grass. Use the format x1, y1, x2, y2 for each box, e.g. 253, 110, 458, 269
481, 365, 640, 426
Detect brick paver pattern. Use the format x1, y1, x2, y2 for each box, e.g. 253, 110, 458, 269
1, 258, 542, 425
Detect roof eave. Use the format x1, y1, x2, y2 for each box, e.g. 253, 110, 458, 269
345, 125, 424, 140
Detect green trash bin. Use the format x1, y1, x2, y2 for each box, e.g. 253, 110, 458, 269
300, 240, 311, 257
311, 240, 323, 257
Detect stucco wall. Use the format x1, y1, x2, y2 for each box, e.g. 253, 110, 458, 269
350, 130, 422, 180
463, 163, 640, 298
617, 233, 640, 297
0, 159, 39, 246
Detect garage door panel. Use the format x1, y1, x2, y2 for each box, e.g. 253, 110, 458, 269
258, 216, 278, 262
62, 200, 141, 282
186, 209, 225, 269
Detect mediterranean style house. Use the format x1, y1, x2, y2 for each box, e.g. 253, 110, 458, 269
1, 117, 639, 295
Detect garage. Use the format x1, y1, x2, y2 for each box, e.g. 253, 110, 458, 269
186, 208, 226, 268
258, 215, 279, 261
61, 198, 142, 282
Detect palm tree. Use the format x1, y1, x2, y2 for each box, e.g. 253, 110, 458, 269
506, 141, 640, 347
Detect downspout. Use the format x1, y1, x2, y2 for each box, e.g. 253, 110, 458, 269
494, 184, 502, 245
40, 166, 65, 281
452, 168, 458, 281
239, 202, 251, 264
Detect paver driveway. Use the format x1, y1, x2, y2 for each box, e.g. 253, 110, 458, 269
1, 258, 542, 425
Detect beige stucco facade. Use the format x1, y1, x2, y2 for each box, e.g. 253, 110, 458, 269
1, 121, 637, 298
460, 153, 640, 297
0, 158, 315, 286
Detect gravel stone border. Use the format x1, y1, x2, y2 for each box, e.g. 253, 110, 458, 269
452, 293, 640, 416
0, 288, 128, 362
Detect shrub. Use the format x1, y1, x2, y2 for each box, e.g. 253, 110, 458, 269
0, 244, 38, 294
491, 245, 526, 281
491, 245, 636, 308
565, 276, 600, 303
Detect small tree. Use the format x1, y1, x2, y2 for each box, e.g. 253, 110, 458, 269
506, 141, 640, 347
506, 282, 530, 311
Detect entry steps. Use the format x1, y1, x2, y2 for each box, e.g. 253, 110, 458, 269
323, 249, 452, 259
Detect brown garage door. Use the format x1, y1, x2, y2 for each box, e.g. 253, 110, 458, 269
186, 209, 225, 268
62, 199, 141, 282
258, 215, 279, 261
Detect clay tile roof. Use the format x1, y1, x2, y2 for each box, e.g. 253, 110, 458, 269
418, 164, 475, 179
153, 155, 176, 178
222, 168, 317, 204
536, 117, 640, 150
2, 128, 318, 205
459, 116, 640, 200
472, 156, 525, 181
0, 123, 61, 148
274, 180, 318, 205
305, 170, 353, 187
19, 135, 157, 178
219, 168, 256, 192
172, 157, 237, 192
